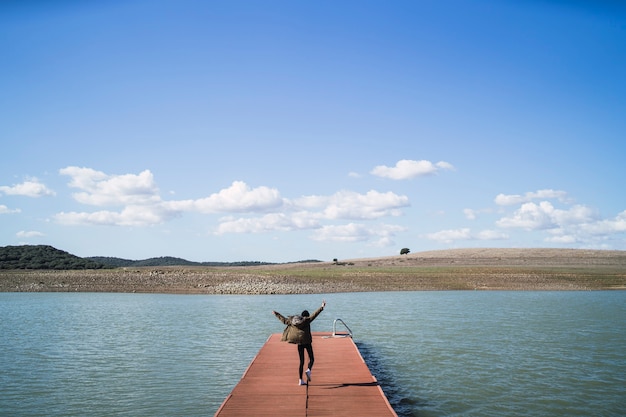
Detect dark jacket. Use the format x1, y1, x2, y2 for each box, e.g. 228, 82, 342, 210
274, 306, 324, 345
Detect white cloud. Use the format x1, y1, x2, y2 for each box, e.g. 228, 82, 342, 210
55, 169, 285, 227
295, 190, 409, 220
215, 214, 407, 247
496, 201, 596, 230
495, 189, 569, 206
52, 167, 408, 247
55, 204, 180, 227
0, 205, 21, 214
425, 228, 472, 243
213, 188, 409, 241
425, 228, 508, 243
215, 212, 320, 234
60, 166, 108, 189
475, 229, 509, 240
370, 224, 406, 247
16, 230, 45, 238
167, 181, 283, 214
435, 161, 455, 171
496, 201, 555, 230
0, 179, 55, 197
544, 233, 578, 244
60, 166, 160, 206
542, 209, 626, 244
463, 208, 495, 220
494, 191, 626, 246
581, 210, 626, 235
370, 159, 454, 180
43, 165, 626, 250
312, 223, 371, 242
464, 208, 477, 220
311, 223, 405, 246
56, 167, 180, 226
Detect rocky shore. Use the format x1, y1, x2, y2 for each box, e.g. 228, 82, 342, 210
0, 269, 360, 294
2, 248, 625, 294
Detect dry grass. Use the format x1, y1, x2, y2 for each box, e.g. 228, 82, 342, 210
2, 248, 625, 293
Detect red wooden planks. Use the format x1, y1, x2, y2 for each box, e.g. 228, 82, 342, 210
214, 333, 397, 417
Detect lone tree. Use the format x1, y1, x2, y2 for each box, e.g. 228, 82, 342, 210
400, 248, 410, 255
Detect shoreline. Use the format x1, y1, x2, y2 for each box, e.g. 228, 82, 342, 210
2, 248, 625, 294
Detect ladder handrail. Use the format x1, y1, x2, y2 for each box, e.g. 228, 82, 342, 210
332, 318, 353, 338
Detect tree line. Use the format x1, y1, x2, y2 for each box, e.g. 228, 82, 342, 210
0, 245, 321, 270
0, 245, 108, 270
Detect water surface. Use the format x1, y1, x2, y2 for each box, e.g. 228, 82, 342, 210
1, 291, 624, 416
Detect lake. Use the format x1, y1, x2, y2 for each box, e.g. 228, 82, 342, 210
1, 291, 624, 416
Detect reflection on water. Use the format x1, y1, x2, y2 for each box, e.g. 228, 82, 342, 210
357, 341, 423, 417
1, 291, 624, 416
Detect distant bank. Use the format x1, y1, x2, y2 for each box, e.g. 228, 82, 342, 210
0, 244, 320, 270
1, 247, 625, 293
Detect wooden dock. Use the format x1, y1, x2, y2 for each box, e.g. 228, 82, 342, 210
214, 332, 398, 417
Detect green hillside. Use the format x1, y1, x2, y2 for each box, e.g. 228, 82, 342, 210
0, 245, 108, 270
85, 256, 279, 267
0, 245, 320, 270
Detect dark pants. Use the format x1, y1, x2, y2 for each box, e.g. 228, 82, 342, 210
297, 343, 314, 379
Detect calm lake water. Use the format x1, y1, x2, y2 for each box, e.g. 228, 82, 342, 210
1, 291, 624, 417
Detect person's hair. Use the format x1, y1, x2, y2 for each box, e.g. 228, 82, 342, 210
301, 310, 310, 317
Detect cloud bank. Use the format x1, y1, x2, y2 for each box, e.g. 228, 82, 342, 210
435, 190, 626, 247
3, 163, 625, 251
50, 165, 413, 246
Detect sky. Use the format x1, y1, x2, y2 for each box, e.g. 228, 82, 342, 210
1, 0, 625, 263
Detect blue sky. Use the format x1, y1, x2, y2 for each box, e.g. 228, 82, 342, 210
1, 0, 625, 262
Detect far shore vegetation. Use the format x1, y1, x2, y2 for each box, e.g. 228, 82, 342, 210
1, 245, 625, 293
0, 244, 319, 270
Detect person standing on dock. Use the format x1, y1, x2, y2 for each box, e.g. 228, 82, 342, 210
272, 300, 326, 386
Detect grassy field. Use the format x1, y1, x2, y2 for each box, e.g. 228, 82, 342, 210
2, 248, 625, 293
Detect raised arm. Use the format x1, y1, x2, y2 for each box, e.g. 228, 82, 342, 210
273, 310, 289, 325
309, 300, 326, 322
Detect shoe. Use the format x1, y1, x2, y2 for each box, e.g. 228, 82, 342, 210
305, 369, 311, 382
299, 379, 307, 386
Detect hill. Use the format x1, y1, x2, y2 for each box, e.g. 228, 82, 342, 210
85, 256, 281, 268
1, 247, 625, 292
0, 244, 320, 270
0, 245, 108, 270
341, 247, 626, 267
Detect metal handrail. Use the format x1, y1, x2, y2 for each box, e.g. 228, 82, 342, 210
332, 318, 353, 338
